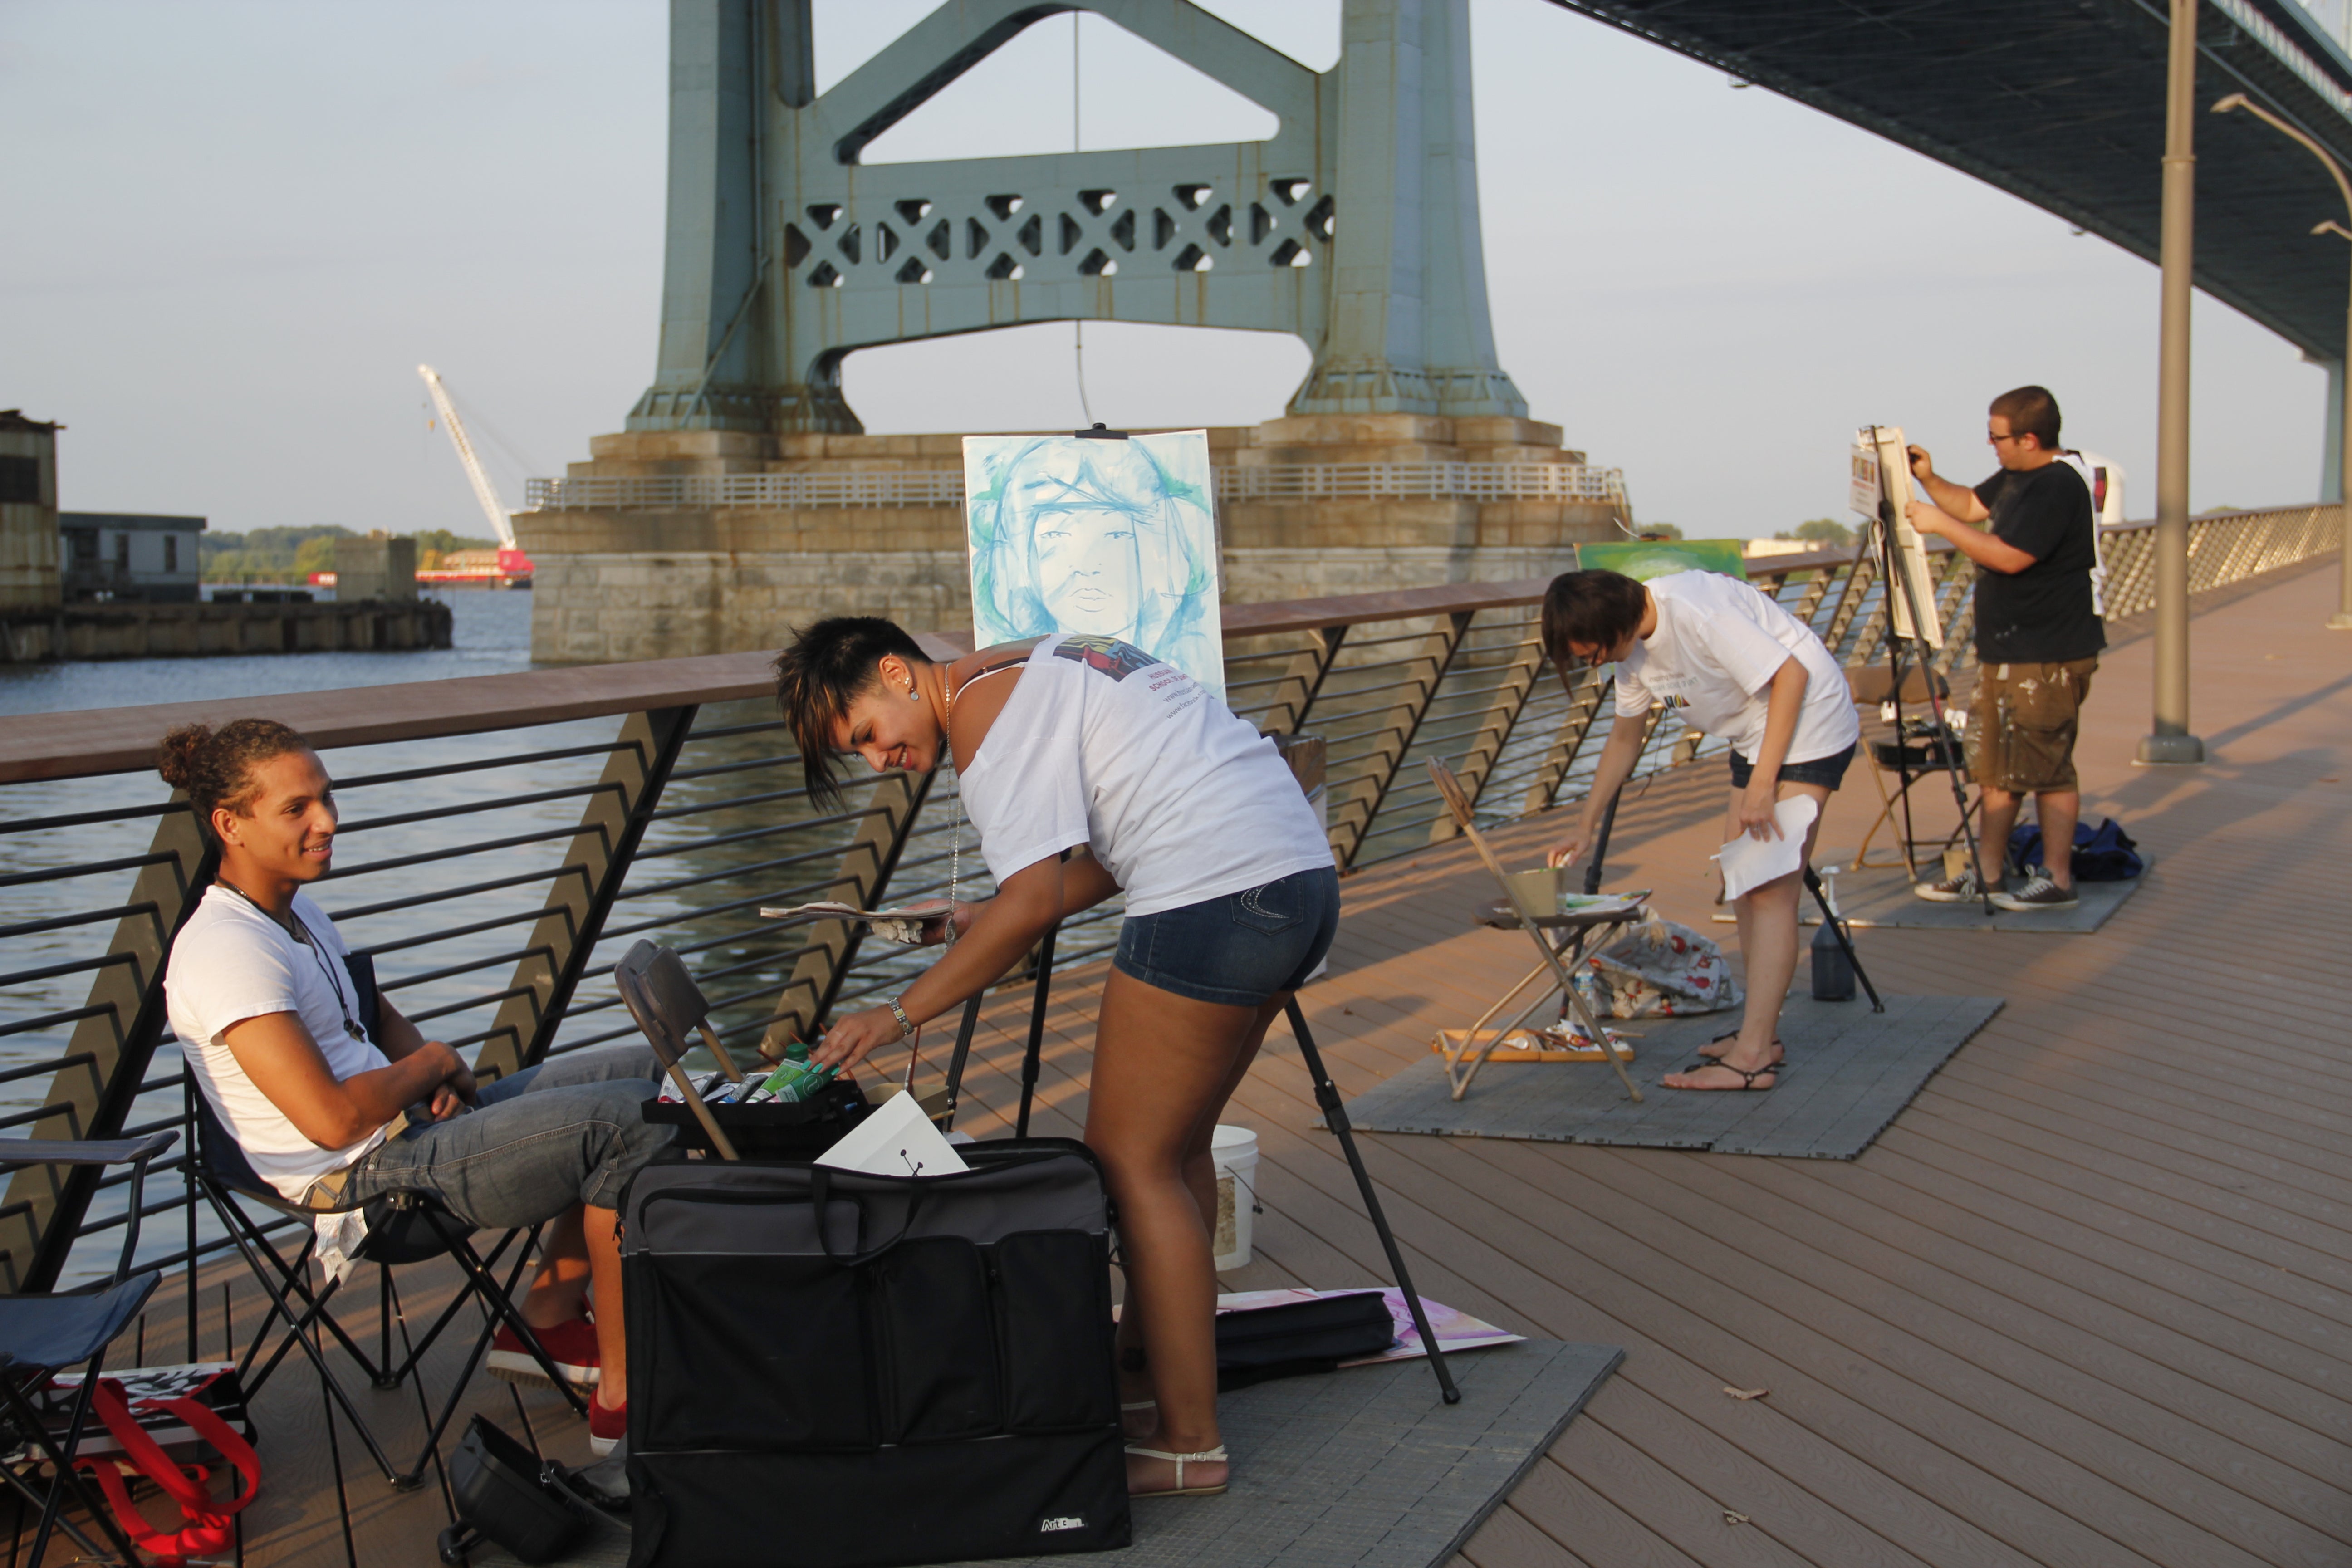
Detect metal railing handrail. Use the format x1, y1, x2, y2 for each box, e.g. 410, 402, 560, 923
0, 499, 2338, 1294
3, 504, 2313, 786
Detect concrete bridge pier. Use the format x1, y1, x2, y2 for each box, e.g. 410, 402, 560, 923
522, 0, 1622, 663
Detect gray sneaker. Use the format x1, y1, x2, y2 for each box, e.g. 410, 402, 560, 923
1912, 867, 1990, 902
1991, 872, 2078, 911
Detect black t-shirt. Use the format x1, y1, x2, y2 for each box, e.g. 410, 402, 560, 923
1970, 462, 2105, 662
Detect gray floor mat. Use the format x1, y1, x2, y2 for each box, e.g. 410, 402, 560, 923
490, 1341, 1621, 1568
1709, 862, 2147, 933
1336, 994, 2003, 1159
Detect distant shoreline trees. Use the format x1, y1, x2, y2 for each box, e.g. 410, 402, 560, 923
200, 525, 496, 583
1774, 518, 1854, 549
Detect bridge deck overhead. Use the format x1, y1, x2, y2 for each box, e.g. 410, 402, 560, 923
1548, 0, 2352, 361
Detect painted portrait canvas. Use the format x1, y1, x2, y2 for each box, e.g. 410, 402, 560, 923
963, 429, 1224, 698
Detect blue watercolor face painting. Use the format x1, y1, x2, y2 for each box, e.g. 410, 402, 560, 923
963, 430, 1224, 698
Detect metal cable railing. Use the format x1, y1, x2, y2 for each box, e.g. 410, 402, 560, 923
0, 502, 2337, 1294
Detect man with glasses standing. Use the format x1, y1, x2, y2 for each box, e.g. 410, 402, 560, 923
1901, 385, 2104, 911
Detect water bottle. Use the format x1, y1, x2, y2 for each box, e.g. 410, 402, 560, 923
1811, 919, 1855, 1001
1810, 864, 1855, 1001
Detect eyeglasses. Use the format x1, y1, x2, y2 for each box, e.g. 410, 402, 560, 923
1987, 431, 2031, 445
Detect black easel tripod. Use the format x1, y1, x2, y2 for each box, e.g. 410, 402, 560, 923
932, 937, 1462, 1406
1862, 427, 1992, 916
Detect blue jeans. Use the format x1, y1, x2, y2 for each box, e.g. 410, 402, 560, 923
1112, 866, 1340, 1007
338, 1046, 674, 1227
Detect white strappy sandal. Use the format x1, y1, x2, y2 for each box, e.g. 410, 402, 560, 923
1124, 1442, 1230, 1498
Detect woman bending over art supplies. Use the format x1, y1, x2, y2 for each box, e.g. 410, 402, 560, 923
774, 617, 1338, 1501
1540, 569, 1859, 1093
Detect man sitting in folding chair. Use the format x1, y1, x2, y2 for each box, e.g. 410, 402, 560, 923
157, 719, 676, 1457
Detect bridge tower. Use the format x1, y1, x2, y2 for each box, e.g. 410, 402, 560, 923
632, 0, 1525, 433
523, 0, 1623, 663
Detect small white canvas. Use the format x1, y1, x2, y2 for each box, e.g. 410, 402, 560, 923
815, 1089, 970, 1179
963, 429, 1224, 697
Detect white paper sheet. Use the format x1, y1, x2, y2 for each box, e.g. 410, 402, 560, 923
814, 1089, 970, 1178
1714, 795, 1819, 902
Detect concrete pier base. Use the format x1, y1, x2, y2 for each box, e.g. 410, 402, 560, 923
517, 414, 1623, 663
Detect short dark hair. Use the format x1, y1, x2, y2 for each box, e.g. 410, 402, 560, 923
772, 616, 931, 807
1989, 385, 2061, 449
1541, 570, 1647, 667
155, 719, 313, 841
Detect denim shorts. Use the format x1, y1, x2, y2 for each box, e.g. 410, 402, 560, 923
1727, 742, 1854, 791
1113, 865, 1340, 1007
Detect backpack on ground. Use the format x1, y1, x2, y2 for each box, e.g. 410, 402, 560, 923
2008, 818, 2142, 882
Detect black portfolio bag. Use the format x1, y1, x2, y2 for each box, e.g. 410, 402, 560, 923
621, 1139, 1130, 1568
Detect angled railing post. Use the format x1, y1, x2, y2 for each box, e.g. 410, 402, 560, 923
1526, 666, 1611, 815
1820, 553, 1878, 663
1257, 625, 1348, 737
759, 765, 936, 1058
1326, 612, 1472, 870
9, 802, 212, 1292
475, 706, 696, 1083
1430, 613, 1548, 841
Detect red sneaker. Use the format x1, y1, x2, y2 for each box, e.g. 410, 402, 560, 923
488, 1316, 599, 1390
588, 1396, 627, 1458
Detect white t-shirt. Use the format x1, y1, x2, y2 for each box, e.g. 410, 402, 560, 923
166, 886, 393, 1200
1613, 571, 1859, 764
956, 636, 1334, 917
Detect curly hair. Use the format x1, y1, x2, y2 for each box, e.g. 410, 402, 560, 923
772, 617, 931, 808
156, 719, 312, 840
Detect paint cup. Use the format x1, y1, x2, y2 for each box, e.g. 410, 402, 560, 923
1210, 1125, 1261, 1272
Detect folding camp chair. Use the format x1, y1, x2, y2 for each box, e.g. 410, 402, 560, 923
189, 1091, 585, 1498
1427, 760, 1645, 1104
0, 1132, 176, 1568
1847, 665, 1980, 877
184, 945, 585, 1529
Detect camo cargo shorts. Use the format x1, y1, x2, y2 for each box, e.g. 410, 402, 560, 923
1968, 657, 2098, 793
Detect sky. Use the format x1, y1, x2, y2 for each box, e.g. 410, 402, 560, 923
0, 0, 2336, 542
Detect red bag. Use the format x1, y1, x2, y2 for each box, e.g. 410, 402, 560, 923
73, 1377, 260, 1566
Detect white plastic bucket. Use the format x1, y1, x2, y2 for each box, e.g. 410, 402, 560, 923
1210, 1125, 1261, 1271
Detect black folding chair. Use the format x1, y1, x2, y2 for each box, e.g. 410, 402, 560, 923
0, 1131, 177, 1568
187, 1089, 587, 1499
186, 946, 578, 1498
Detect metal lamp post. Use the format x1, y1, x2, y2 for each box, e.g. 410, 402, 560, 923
2213, 91, 2352, 630
2140, 0, 2208, 765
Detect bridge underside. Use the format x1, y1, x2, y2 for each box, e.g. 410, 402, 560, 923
1548, 0, 2352, 362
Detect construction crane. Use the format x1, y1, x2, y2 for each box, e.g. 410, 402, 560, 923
416, 365, 531, 579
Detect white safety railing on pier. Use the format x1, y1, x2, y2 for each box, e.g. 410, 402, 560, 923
521, 462, 1630, 513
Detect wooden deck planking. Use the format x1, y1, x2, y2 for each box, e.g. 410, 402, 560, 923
20, 562, 2347, 1567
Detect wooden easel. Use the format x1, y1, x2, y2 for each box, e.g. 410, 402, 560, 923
1427, 760, 1645, 1104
